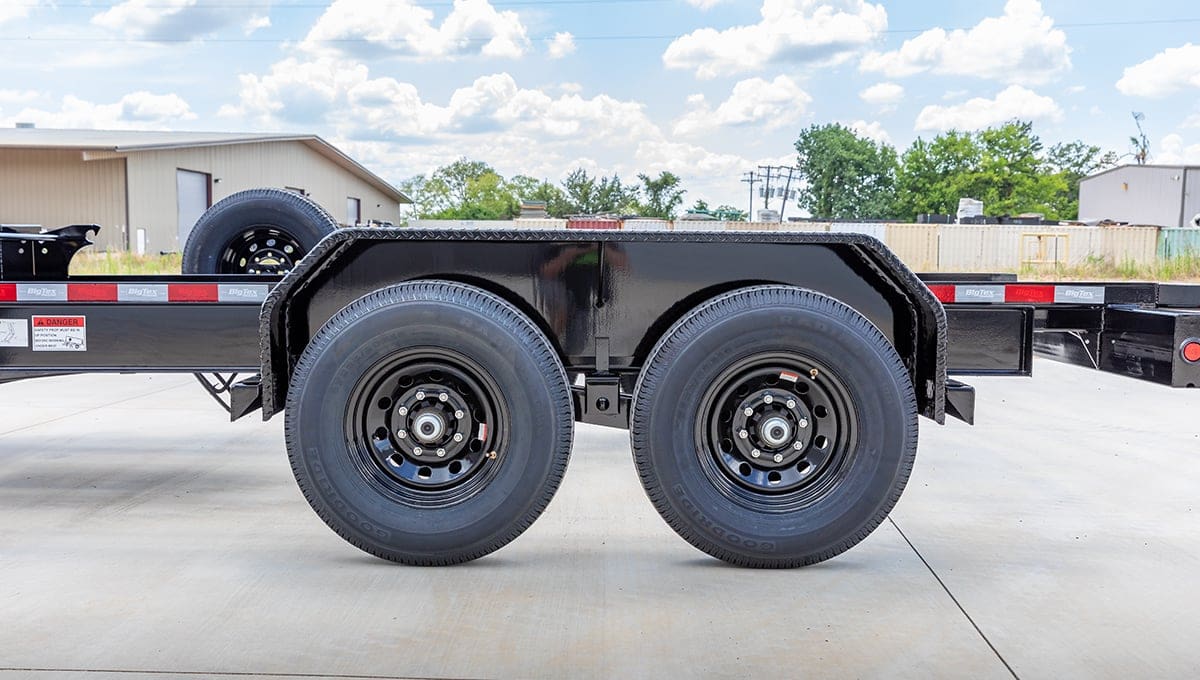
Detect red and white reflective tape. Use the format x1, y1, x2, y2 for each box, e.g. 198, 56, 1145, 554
926, 284, 1105, 305
0, 282, 270, 304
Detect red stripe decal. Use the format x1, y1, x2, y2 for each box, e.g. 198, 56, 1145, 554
0, 283, 15, 302
926, 284, 956, 303
1005, 284, 1055, 303
168, 284, 219, 302
68, 283, 118, 302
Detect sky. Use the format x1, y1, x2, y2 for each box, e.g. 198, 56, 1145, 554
1, 0, 1199, 210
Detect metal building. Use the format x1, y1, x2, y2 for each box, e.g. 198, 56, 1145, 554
1079, 164, 1200, 229
0, 128, 408, 252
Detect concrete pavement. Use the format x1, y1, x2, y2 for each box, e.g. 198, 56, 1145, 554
0, 361, 1198, 679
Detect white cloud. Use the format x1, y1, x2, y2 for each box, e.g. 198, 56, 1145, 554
685, 0, 726, 8
859, 82, 903, 109
674, 76, 811, 136
302, 0, 530, 61
846, 119, 891, 145
1, 2, 37, 25
221, 49, 779, 206
0, 91, 196, 129
0, 90, 41, 105
244, 14, 270, 35
1158, 134, 1200, 165
547, 32, 576, 59
914, 85, 1062, 132
92, 0, 269, 41
1183, 113, 1200, 129
861, 0, 1070, 85
663, 0, 888, 79
1116, 44, 1200, 98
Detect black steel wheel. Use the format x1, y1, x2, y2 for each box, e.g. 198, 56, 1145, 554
181, 188, 337, 275
631, 285, 917, 568
285, 281, 574, 565
216, 226, 305, 275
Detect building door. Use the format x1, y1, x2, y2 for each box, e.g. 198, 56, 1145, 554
176, 169, 211, 248
347, 197, 361, 226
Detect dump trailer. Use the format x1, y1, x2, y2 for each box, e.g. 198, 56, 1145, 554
2, 191, 1199, 568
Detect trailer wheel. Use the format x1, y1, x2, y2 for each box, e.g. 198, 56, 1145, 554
181, 188, 337, 275
285, 281, 573, 565
631, 285, 917, 568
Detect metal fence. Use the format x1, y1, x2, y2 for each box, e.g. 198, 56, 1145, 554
1159, 229, 1200, 259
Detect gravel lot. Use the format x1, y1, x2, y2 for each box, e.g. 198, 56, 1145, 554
1, 360, 1198, 679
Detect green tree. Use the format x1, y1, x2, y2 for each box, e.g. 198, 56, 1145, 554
894, 121, 1101, 221
559, 168, 637, 215
1046, 141, 1118, 219
975, 121, 1065, 217
509, 175, 568, 216
398, 174, 437, 219
637, 171, 686, 219
793, 123, 898, 219
404, 158, 519, 220
894, 131, 983, 219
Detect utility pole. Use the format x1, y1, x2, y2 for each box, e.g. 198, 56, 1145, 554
757, 165, 798, 222
760, 166, 774, 212
741, 171, 760, 219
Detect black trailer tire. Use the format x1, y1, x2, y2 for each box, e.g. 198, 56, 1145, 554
181, 188, 337, 275
285, 281, 574, 565
631, 285, 917, 568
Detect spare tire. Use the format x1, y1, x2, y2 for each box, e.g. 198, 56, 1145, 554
181, 188, 338, 275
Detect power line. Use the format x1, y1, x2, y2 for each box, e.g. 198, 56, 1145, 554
1, 11, 1198, 44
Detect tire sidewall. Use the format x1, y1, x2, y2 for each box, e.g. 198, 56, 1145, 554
636, 297, 915, 563
289, 296, 570, 560
182, 191, 335, 274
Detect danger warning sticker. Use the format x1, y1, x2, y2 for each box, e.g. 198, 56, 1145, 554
32, 316, 87, 352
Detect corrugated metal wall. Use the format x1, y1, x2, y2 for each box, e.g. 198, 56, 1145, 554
1159, 229, 1200, 258
126, 142, 400, 252
934, 224, 1160, 270
0, 148, 127, 251
885, 224, 939, 271
1079, 166, 1186, 228
1185, 169, 1200, 228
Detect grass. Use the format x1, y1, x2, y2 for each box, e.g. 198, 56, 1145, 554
1018, 254, 1200, 282
70, 251, 181, 276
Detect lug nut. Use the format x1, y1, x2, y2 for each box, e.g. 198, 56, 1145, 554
413, 447, 423, 456
763, 394, 773, 404
750, 449, 761, 458
798, 418, 809, 429
436, 448, 447, 458
453, 433, 464, 442
773, 454, 784, 463
738, 429, 749, 440
439, 393, 449, 402
786, 399, 796, 409
455, 409, 465, 419
793, 441, 803, 450
398, 406, 408, 416
415, 391, 426, 400
397, 430, 407, 439
743, 407, 754, 417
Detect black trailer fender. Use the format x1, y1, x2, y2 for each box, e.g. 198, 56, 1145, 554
258, 228, 950, 424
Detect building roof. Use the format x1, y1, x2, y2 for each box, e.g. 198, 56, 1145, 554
1083, 163, 1200, 182
0, 127, 409, 203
